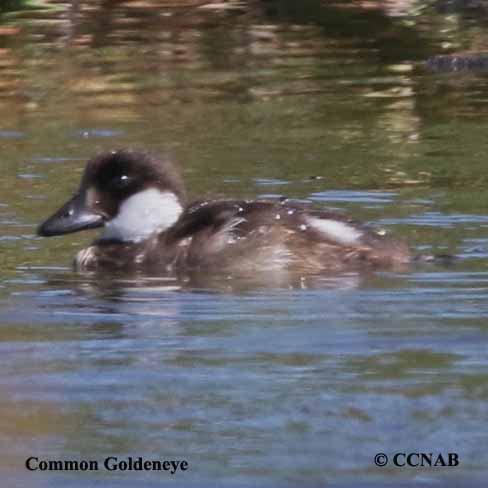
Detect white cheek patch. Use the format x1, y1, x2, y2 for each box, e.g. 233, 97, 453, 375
101, 189, 183, 243
306, 216, 362, 245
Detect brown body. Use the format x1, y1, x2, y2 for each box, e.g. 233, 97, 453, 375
37, 150, 411, 276
74, 199, 411, 274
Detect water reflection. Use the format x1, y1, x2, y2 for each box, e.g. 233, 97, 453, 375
2, 1, 488, 486
3, 263, 488, 485
0, 0, 436, 119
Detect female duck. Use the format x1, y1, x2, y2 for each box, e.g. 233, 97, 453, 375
37, 150, 411, 273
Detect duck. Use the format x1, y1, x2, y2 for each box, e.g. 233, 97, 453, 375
37, 149, 411, 274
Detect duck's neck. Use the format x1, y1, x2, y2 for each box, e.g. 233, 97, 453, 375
101, 189, 183, 243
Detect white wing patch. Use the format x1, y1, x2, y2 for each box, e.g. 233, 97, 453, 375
75, 246, 95, 270
306, 216, 362, 245
215, 217, 246, 246
101, 189, 183, 243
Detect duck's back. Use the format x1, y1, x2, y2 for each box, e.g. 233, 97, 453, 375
165, 199, 411, 273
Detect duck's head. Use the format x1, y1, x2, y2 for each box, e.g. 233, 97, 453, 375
37, 149, 186, 242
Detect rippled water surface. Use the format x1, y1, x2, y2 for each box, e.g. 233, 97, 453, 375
2, 1, 488, 486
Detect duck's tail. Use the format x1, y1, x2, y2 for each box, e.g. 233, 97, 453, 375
412, 253, 457, 265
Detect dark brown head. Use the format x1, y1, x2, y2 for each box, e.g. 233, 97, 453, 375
38, 150, 186, 242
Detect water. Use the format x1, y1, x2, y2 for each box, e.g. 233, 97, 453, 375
1, 0, 488, 485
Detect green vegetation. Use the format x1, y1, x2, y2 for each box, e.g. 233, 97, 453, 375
0, 0, 47, 13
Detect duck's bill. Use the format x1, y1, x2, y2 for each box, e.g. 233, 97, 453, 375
37, 193, 105, 237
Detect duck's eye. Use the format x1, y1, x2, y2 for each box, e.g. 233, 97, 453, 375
109, 174, 132, 191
